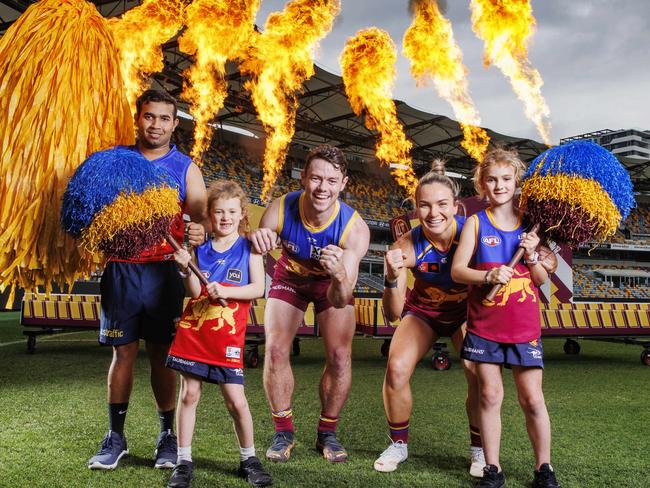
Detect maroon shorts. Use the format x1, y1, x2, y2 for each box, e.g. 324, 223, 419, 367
268, 277, 354, 314
402, 301, 465, 337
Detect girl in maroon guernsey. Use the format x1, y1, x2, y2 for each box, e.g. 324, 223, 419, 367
451, 148, 560, 488
166, 180, 271, 488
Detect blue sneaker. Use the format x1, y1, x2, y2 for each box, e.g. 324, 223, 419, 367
155, 429, 177, 469
88, 431, 128, 470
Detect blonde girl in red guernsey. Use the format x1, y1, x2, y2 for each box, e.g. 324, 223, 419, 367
166, 180, 271, 488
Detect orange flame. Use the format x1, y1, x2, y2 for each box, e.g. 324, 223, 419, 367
340, 28, 417, 196
108, 0, 185, 114
470, 0, 551, 145
179, 0, 260, 164
240, 0, 340, 201
403, 0, 489, 162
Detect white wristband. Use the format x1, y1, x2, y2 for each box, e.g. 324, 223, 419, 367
524, 251, 539, 265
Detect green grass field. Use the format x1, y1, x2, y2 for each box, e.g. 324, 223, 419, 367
0, 311, 648, 487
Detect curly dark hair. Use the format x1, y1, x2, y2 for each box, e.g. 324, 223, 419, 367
304, 144, 348, 176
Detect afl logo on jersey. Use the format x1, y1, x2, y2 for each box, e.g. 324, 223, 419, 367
227, 268, 242, 283
482, 235, 501, 247
283, 240, 299, 254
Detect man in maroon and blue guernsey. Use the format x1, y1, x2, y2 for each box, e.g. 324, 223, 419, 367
88, 90, 208, 471
248, 145, 370, 464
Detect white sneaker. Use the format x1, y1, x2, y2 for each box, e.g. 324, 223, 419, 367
469, 446, 486, 478
373, 441, 408, 473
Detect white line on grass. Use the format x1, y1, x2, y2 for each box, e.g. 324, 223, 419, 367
0, 330, 92, 347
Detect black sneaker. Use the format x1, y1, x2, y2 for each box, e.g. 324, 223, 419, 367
167, 460, 193, 488
265, 431, 295, 462
533, 463, 561, 488
239, 456, 273, 487
476, 464, 506, 488
315, 431, 348, 462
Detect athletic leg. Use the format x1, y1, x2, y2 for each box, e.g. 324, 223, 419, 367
451, 326, 484, 477
176, 373, 202, 452
222, 382, 273, 487
384, 314, 436, 427
221, 383, 254, 450
476, 362, 504, 470
263, 298, 303, 461
317, 304, 356, 421
88, 341, 138, 470
146, 341, 177, 413
512, 366, 551, 469
375, 314, 435, 472
147, 341, 178, 468
314, 304, 356, 462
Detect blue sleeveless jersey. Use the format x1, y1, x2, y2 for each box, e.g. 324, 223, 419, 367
114, 144, 191, 262
195, 236, 251, 286
404, 216, 468, 320
275, 191, 359, 280
116, 144, 190, 202
467, 209, 540, 343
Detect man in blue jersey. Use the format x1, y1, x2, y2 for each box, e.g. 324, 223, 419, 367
248, 145, 370, 464
88, 90, 208, 471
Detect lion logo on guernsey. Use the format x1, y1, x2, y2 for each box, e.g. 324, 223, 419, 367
484, 269, 536, 307
178, 297, 240, 334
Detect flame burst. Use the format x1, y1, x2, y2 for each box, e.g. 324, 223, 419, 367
179, 0, 260, 163
470, 0, 551, 145
403, 0, 489, 162
241, 0, 340, 201
108, 0, 185, 113
340, 28, 417, 196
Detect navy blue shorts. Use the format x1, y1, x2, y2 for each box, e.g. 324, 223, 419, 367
461, 331, 544, 368
166, 354, 245, 385
99, 261, 185, 346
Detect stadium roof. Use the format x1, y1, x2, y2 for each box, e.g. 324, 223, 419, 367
2, 0, 649, 186
594, 269, 650, 279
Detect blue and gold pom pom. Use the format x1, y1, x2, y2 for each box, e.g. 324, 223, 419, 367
61, 147, 180, 258
521, 140, 635, 247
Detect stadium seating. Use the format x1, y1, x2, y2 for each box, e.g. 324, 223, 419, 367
573, 264, 650, 300
179, 136, 409, 223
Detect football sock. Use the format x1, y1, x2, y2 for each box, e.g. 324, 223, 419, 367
470, 424, 482, 448
159, 409, 175, 433
317, 412, 338, 433
388, 419, 409, 444
108, 402, 128, 436
271, 408, 294, 433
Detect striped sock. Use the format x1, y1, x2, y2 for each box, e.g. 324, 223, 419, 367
317, 412, 338, 433
388, 419, 409, 444
272, 408, 294, 433
470, 424, 482, 448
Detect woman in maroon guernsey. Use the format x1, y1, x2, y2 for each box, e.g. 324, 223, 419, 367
452, 148, 560, 488
374, 161, 483, 477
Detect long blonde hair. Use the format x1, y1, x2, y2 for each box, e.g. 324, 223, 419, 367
207, 179, 250, 234
473, 146, 526, 199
